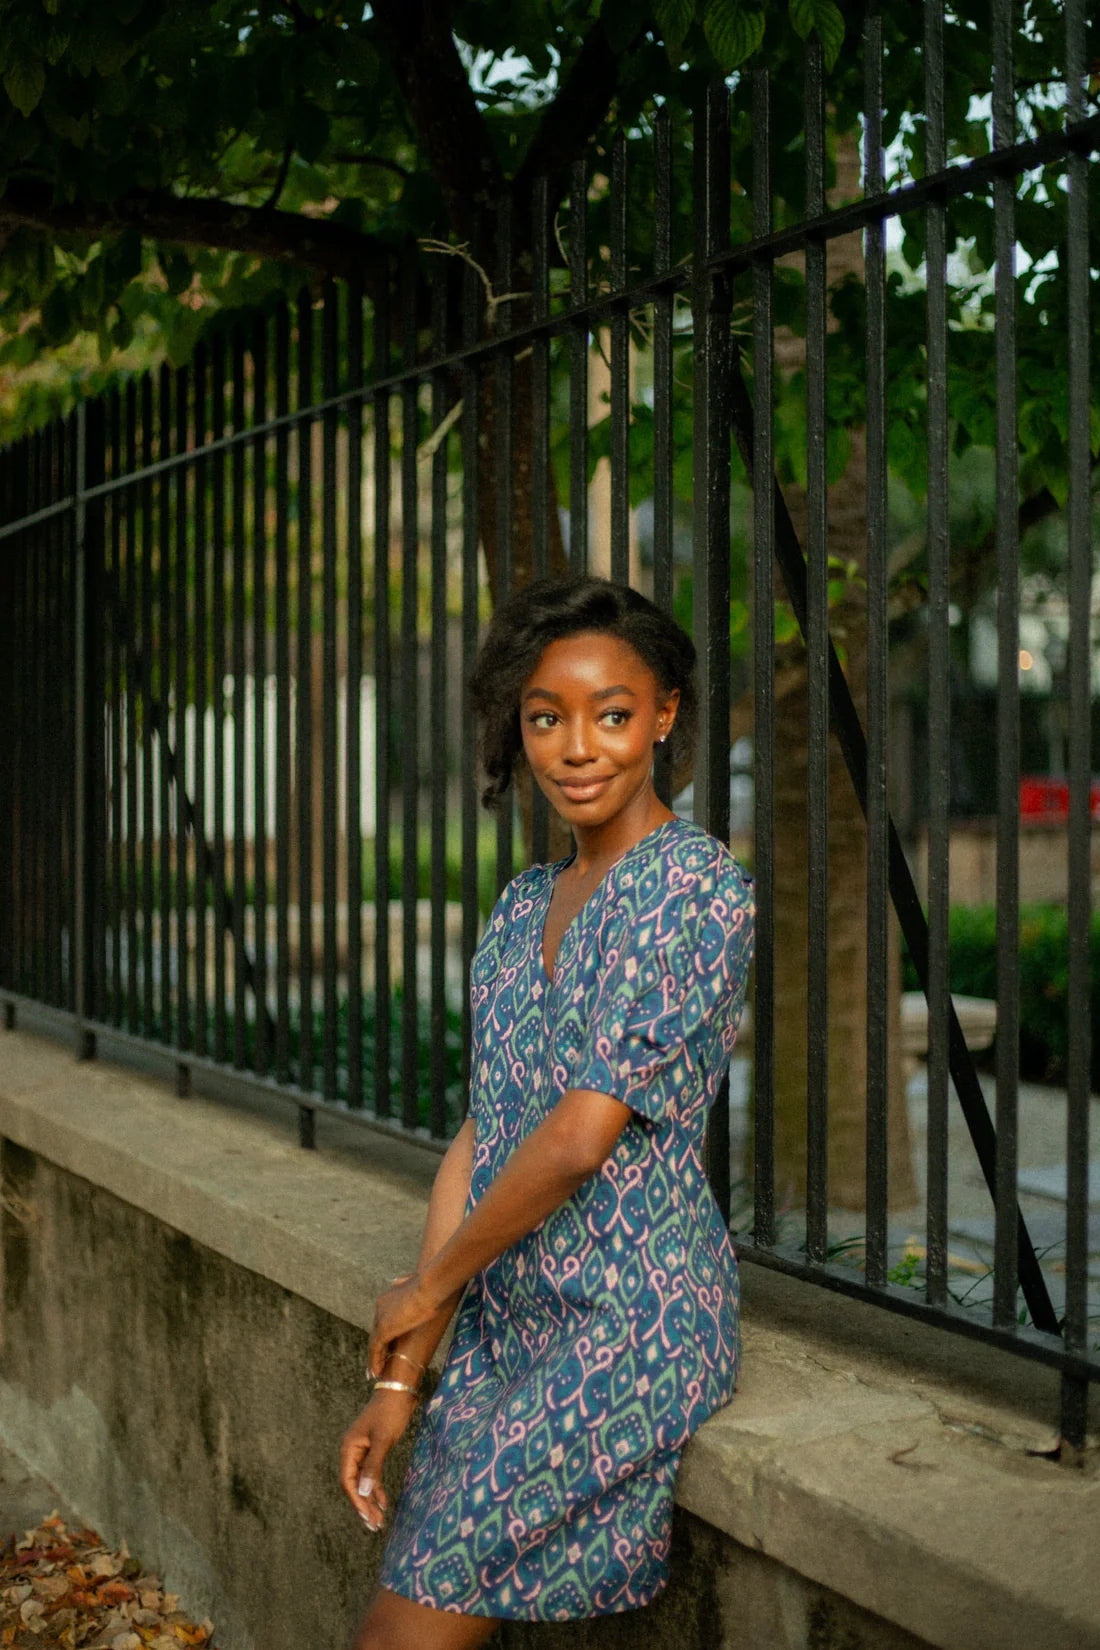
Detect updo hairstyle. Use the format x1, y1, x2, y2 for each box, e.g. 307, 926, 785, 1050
469, 576, 697, 809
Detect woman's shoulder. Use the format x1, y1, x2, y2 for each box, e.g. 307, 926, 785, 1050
590, 818, 753, 954
623, 817, 752, 911
478, 860, 553, 941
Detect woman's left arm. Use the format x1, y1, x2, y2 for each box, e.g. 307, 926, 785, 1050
367, 1088, 631, 1375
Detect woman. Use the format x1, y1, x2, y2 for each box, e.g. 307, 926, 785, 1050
340, 576, 753, 1648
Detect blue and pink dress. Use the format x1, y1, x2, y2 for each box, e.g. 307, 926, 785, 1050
379, 816, 754, 1620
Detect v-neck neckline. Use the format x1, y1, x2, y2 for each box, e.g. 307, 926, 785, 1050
539, 817, 680, 983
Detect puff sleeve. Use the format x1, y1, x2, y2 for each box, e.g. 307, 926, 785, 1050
566, 853, 754, 1125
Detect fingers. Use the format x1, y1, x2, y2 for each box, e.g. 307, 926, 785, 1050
355, 1442, 391, 1533
367, 1323, 391, 1379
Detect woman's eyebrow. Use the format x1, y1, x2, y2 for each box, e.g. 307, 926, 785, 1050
521, 684, 637, 703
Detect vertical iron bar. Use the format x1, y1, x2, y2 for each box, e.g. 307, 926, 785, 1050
296, 291, 315, 1093
158, 365, 173, 1048
864, 0, 889, 1286
322, 283, 340, 1102
175, 366, 190, 1056
109, 394, 123, 1024
192, 352, 208, 1058
125, 383, 140, 1033
73, 402, 104, 1058
72, 415, 87, 1045
211, 343, 229, 1063
569, 158, 589, 575
47, 428, 64, 1009
40, 445, 57, 993
609, 129, 630, 587
89, 411, 108, 1027
530, 173, 552, 862
751, 68, 777, 1250
992, 0, 1019, 1329
231, 336, 248, 1067
924, 0, 951, 1307
693, 80, 732, 1219
460, 266, 481, 1109
429, 271, 449, 1137
346, 276, 365, 1111
274, 305, 292, 1081
37, 432, 50, 1006
373, 276, 393, 1120
1061, 0, 1091, 1449
33, 437, 45, 1006
494, 199, 515, 896
399, 244, 420, 1131
804, 40, 830, 1262
653, 107, 675, 806
19, 477, 31, 999
252, 318, 270, 1078
141, 376, 157, 1040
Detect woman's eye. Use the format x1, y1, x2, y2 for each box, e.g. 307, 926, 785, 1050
601, 709, 631, 728
528, 711, 557, 730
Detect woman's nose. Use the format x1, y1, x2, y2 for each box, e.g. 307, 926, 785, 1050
561, 718, 595, 763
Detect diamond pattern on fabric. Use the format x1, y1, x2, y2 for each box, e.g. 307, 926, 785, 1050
379, 817, 754, 1621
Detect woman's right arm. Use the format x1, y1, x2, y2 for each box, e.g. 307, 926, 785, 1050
339, 1115, 476, 1529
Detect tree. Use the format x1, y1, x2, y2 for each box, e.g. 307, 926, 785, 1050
1, 0, 1097, 1213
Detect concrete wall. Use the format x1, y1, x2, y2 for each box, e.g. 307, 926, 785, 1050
1, 1024, 1097, 1650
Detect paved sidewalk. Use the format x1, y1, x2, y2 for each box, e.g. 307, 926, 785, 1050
728, 1056, 1100, 1326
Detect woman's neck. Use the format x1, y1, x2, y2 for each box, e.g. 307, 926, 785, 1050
568, 786, 674, 877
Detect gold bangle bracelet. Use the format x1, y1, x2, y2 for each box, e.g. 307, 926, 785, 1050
372, 1378, 419, 1397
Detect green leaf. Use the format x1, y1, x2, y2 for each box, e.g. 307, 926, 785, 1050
600, 0, 642, 55
654, 0, 695, 48
294, 101, 330, 164
4, 58, 46, 117
788, 0, 844, 68
42, 0, 60, 13
40, 283, 73, 344
703, 0, 766, 70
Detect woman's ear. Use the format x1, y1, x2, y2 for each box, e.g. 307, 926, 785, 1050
655, 688, 680, 745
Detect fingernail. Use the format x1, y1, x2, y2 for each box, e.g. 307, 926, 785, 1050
358, 1475, 374, 1497
358, 1510, 379, 1532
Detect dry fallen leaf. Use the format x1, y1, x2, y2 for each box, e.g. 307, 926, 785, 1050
0, 1519, 218, 1650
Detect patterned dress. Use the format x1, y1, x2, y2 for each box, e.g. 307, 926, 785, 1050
378, 817, 754, 1621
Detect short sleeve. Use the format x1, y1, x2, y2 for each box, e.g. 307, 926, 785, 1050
567, 858, 754, 1124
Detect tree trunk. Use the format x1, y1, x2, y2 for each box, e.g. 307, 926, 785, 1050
759, 134, 917, 1214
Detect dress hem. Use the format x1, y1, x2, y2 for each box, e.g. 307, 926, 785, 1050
377, 1570, 670, 1623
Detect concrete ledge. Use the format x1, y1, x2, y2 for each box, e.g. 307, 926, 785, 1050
1, 1025, 1098, 1650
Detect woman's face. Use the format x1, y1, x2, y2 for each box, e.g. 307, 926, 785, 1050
519, 631, 679, 832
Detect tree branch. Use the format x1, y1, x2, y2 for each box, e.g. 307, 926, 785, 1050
0, 179, 389, 287
261, 138, 295, 212
953, 468, 1099, 608
369, 0, 505, 251
514, 16, 646, 203
329, 152, 412, 179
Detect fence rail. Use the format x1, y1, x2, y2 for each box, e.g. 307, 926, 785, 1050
2, 0, 1096, 1445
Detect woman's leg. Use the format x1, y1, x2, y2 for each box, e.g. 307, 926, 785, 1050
351, 1587, 501, 1650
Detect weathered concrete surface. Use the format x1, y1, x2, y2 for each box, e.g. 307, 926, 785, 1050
0, 1439, 75, 1537
1, 1024, 1097, 1650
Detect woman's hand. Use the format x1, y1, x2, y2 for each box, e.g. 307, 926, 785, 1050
339, 1388, 419, 1532
367, 1274, 437, 1377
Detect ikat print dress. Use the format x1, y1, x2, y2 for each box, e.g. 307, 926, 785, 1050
378, 816, 754, 1621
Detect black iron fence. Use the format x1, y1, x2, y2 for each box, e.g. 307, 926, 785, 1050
1, 3, 1097, 1444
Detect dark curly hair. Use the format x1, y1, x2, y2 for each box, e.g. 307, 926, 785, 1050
469, 576, 697, 809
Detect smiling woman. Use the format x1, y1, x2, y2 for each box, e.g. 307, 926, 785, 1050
339, 577, 753, 1649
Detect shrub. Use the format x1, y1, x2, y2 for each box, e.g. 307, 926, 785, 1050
901, 904, 1100, 1089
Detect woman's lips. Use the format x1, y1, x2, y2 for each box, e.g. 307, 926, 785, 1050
555, 776, 613, 802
